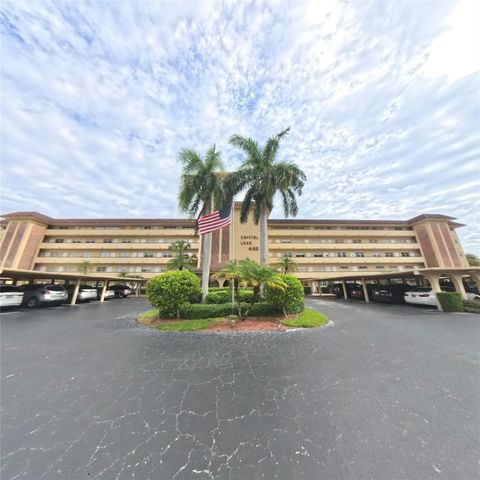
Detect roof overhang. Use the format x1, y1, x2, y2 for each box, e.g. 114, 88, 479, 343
0, 268, 148, 283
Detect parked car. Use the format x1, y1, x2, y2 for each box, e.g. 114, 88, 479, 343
18, 284, 68, 308
0, 285, 24, 308
111, 285, 132, 298
332, 283, 361, 299
349, 284, 376, 300
371, 284, 412, 304
65, 284, 98, 303
404, 285, 454, 307
96, 287, 115, 300
465, 292, 480, 301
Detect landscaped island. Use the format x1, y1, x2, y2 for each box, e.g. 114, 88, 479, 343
136, 263, 329, 332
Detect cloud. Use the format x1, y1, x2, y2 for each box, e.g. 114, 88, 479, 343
0, 0, 479, 253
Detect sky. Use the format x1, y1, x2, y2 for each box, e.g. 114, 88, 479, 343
1, 0, 479, 253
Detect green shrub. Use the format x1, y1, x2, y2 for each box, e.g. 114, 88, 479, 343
437, 292, 465, 312
463, 300, 480, 314
206, 291, 231, 304
206, 289, 254, 304
208, 287, 230, 292
146, 271, 201, 319
179, 302, 279, 319
266, 274, 305, 316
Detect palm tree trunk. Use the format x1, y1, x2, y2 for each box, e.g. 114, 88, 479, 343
201, 232, 212, 302
259, 200, 268, 266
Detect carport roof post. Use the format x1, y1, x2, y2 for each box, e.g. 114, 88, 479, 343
70, 279, 81, 306
361, 278, 370, 302
424, 274, 443, 311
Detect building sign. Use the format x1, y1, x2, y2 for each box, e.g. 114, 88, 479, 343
240, 235, 259, 251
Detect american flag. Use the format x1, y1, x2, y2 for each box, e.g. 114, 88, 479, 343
198, 204, 232, 235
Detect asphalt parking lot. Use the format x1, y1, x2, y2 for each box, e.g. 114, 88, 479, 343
1, 297, 479, 479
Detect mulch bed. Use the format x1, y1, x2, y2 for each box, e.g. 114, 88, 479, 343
141, 315, 299, 332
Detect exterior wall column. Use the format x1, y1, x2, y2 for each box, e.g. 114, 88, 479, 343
135, 282, 141, 296
70, 279, 81, 305
318, 281, 323, 296
361, 278, 370, 302
424, 274, 443, 311
341, 280, 348, 299
449, 275, 468, 301
100, 281, 109, 302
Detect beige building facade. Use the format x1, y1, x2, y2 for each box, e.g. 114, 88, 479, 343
0, 207, 469, 281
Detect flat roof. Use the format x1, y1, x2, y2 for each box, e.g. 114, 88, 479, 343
302, 267, 480, 282
0, 268, 148, 283
0, 211, 463, 228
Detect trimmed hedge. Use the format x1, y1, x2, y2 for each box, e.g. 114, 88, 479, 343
206, 289, 254, 304
437, 292, 465, 312
266, 274, 305, 315
180, 302, 280, 319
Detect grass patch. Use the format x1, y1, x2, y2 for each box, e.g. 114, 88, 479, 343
281, 307, 328, 328
137, 309, 158, 322
154, 318, 223, 331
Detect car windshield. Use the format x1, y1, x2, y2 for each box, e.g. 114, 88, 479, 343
45, 285, 66, 291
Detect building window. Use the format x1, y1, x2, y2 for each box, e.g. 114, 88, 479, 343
144, 252, 154, 258
282, 252, 292, 258
313, 253, 323, 258
86, 239, 95, 244
83, 252, 91, 257
385, 252, 394, 257
401, 252, 410, 257
72, 239, 81, 244
141, 267, 152, 272
280, 239, 291, 244
376, 266, 385, 270
103, 239, 113, 243
295, 253, 305, 258
372, 252, 381, 257
162, 253, 173, 258
120, 252, 130, 258
54, 239, 64, 243
122, 239, 132, 243
355, 252, 364, 257
337, 252, 346, 257
352, 239, 362, 243
96, 266, 107, 272
358, 266, 368, 271
340, 266, 349, 270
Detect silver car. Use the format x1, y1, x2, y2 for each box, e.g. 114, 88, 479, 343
19, 284, 68, 308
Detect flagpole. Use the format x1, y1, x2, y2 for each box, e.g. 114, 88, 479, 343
230, 203, 235, 307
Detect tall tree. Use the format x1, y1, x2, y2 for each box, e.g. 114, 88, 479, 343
274, 255, 297, 274
226, 127, 306, 265
167, 240, 196, 271
178, 145, 224, 301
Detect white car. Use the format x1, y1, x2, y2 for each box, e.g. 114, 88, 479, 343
404, 286, 461, 306
97, 288, 115, 300
66, 284, 98, 302
0, 286, 24, 308
466, 292, 480, 302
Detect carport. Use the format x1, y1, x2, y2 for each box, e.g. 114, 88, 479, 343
304, 267, 480, 311
0, 268, 148, 305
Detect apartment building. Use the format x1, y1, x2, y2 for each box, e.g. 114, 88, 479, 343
0, 207, 469, 281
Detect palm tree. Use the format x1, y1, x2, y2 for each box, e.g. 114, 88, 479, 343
274, 255, 297, 274
215, 259, 285, 320
178, 145, 224, 301
167, 240, 196, 271
225, 127, 306, 266
79, 260, 93, 274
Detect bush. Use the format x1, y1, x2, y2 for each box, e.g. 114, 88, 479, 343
206, 289, 254, 304
463, 300, 480, 314
146, 271, 201, 319
266, 274, 305, 316
180, 302, 280, 319
437, 292, 465, 312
